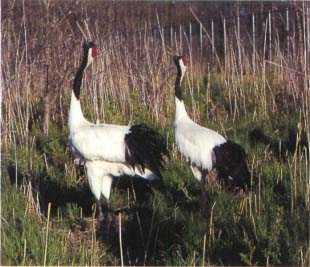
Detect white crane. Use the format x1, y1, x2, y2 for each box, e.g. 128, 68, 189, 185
68, 42, 168, 221
172, 55, 250, 191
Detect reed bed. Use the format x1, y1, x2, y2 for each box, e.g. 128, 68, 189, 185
1, 1, 309, 265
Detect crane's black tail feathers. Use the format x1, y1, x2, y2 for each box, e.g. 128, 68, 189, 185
125, 124, 169, 179
213, 140, 251, 190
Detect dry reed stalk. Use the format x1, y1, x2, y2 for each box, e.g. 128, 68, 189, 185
22, 238, 27, 265
43, 202, 51, 266
223, 17, 227, 75
208, 201, 216, 245
90, 204, 96, 266
253, 13, 256, 73
119, 212, 124, 267
202, 233, 206, 266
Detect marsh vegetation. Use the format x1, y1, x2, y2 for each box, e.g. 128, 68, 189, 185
1, 1, 309, 265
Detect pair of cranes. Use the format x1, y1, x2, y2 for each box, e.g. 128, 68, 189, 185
68, 41, 250, 222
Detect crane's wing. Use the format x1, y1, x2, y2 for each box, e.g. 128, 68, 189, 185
70, 124, 130, 163
85, 160, 160, 201
85, 161, 113, 200
175, 121, 226, 170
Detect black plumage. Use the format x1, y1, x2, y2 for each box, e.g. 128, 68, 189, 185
213, 140, 251, 190
125, 124, 169, 179
173, 55, 184, 101
73, 42, 95, 100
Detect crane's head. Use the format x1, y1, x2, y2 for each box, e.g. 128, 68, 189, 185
83, 41, 97, 67
173, 55, 187, 76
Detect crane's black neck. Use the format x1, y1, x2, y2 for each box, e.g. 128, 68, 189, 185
175, 65, 184, 101
73, 52, 88, 100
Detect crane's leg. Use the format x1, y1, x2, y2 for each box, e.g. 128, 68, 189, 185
190, 164, 207, 204
96, 199, 105, 224
96, 197, 112, 238
97, 175, 113, 232
190, 164, 209, 214
190, 164, 202, 181
200, 169, 209, 215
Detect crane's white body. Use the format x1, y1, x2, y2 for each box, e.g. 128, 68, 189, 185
70, 125, 128, 162
86, 161, 158, 200
173, 57, 226, 181
69, 91, 129, 163
174, 98, 226, 180
68, 52, 158, 201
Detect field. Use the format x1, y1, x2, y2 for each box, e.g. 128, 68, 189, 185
1, 1, 310, 266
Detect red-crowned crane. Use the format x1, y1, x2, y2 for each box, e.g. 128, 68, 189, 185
68, 41, 168, 222
172, 55, 250, 192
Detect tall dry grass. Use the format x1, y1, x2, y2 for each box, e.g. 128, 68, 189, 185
1, 1, 310, 265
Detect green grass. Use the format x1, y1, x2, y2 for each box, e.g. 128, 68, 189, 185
2, 83, 309, 265
2, 1, 310, 265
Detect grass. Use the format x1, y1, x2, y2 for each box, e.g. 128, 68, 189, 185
2, 98, 309, 265
1, 1, 310, 266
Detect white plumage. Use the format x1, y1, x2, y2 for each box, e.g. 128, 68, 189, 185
85, 162, 113, 201
85, 161, 158, 200
68, 42, 167, 212
173, 56, 226, 181
70, 124, 129, 163
172, 55, 250, 190
69, 86, 130, 164
174, 98, 226, 173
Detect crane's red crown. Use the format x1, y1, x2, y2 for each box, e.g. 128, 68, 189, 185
91, 46, 97, 57
173, 55, 187, 67
84, 41, 98, 58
